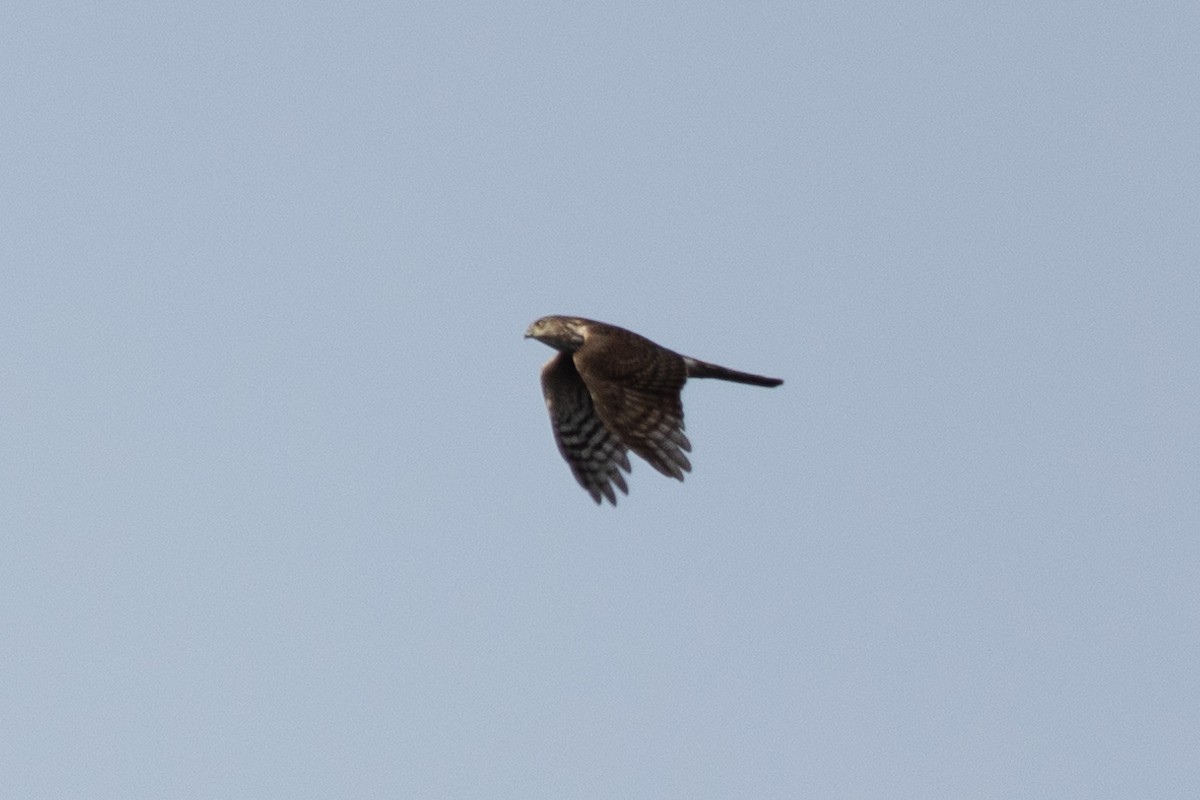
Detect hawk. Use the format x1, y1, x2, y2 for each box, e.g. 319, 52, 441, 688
525, 316, 783, 504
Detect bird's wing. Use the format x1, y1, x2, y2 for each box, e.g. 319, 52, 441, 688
539, 352, 631, 504
573, 326, 692, 481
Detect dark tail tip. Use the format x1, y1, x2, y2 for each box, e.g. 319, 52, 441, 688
685, 357, 784, 387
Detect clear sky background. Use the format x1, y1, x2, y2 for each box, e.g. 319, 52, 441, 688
3, 2, 1197, 798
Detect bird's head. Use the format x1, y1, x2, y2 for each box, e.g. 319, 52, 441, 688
525, 316, 586, 352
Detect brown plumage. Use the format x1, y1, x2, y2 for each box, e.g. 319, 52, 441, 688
525, 316, 783, 504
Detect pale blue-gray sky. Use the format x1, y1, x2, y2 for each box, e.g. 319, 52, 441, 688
3, 2, 1197, 797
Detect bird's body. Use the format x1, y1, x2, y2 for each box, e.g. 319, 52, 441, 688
525, 316, 782, 504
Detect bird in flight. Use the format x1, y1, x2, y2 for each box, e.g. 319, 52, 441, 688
525, 316, 783, 504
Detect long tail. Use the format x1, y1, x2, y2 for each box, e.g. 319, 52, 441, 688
683, 356, 783, 387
